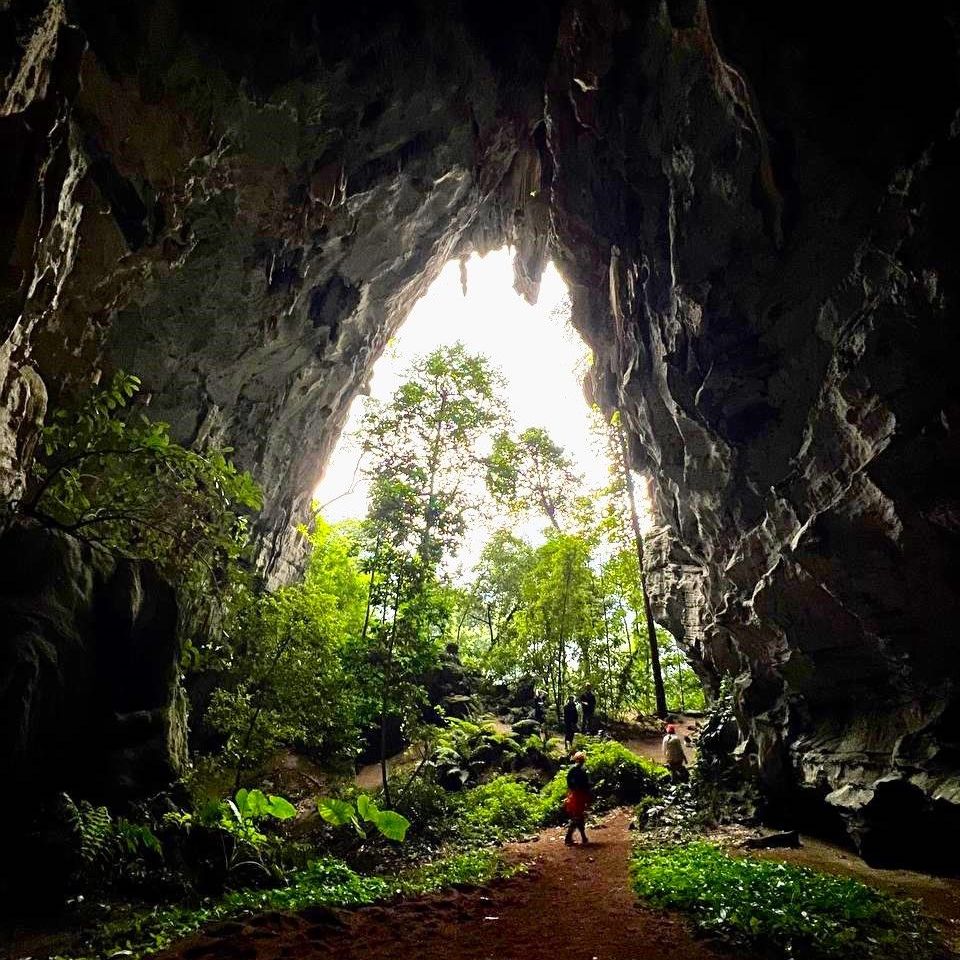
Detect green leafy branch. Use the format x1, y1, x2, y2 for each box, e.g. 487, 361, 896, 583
22, 371, 262, 595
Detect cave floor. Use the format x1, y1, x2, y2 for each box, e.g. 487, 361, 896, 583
156, 809, 739, 960
154, 809, 960, 960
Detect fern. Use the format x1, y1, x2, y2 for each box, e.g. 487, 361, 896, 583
64, 796, 115, 869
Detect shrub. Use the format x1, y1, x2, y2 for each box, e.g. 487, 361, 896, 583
541, 737, 667, 820
23, 371, 260, 596
429, 715, 520, 789
316, 794, 411, 842
458, 776, 548, 841
161, 789, 296, 890
60, 794, 162, 892
630, 842, 947, 960
388, 776, 455, 836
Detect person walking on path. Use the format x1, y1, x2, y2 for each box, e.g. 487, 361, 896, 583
580, 683, 597, 734
662, 723, 688, 783
563, 694, 579, 751
564, 751, 592, 845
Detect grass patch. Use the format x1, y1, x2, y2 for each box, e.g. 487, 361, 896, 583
630, 842, 947, 960
395, 848, 522, 894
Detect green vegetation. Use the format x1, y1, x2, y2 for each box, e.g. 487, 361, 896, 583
22, 348, 709, 959
316, 794, 411, 842
355, 344, 508, 802
396, 848, 518, 893
205, 516, 370, 781
458, 776, 548, 840
630, 843, 946, 960
24, 372, 261, 594
541, 737, 667, 818
60, 795, 163, 891
72, 850, 517, 960
429, 714, 521, 789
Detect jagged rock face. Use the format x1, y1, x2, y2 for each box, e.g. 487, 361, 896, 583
0, 0, 560, 578
2, 1, 958, 864
0, 526, 186, 801
563, 3, 960, 865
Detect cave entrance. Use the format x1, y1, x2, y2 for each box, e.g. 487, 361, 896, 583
313, 247, 704, 719
314, 247, 600, 539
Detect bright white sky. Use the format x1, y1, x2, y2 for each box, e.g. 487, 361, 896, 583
313, 248, 648, 568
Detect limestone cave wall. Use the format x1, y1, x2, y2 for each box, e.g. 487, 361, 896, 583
2, 0, 958, 864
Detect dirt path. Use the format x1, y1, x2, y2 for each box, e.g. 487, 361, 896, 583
157, 810, 737, 960
619, 714, 700, 766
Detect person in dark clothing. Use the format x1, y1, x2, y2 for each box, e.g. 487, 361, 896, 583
563, 694, 579, 750
564, 751, 591, 844
533, 688, 548, 740
580, 684, 597, 734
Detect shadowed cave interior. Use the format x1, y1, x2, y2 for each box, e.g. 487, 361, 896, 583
1, 0, 959, 938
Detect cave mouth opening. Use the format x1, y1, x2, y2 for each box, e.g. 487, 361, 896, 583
314, 246, 604, 553
312, 245, 705, 715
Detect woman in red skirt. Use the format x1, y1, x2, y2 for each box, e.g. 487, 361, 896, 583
564, 751, 592, 845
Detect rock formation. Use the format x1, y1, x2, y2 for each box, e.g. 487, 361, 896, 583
0, 525, 186, 800
1, 0, 958, 865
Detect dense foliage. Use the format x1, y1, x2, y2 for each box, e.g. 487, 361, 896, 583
205, 517, 369, 780
23, 372, 261, 594
458, 776, 548, 840
27, 350, 711, 959
630, 843, 947, 960
541, 737, 667, 819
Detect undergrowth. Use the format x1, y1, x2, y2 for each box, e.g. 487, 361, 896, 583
64, 850, 517, 960
541, 736, 667, 821
456, 776, 548, 840
56, 735, 662, 959
630, 842, 948, 960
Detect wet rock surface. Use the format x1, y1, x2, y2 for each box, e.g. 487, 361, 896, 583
1, 2, 958, 864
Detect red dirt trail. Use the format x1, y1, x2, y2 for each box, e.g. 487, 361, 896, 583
156, 810, 738, 960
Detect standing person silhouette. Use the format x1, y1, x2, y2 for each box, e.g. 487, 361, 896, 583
563, 694, 579, 751
662, 723, 689, 783
564, 751, 591, 845
533, 688, 548, 741
580, 683, 597, 734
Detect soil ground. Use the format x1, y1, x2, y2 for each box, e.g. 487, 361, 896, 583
8, 718, 959, 959
155, 810, 740, 960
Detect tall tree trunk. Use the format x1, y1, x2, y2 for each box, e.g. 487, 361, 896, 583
418, 394, 448, 568
379, 573, 404, 807
615, 416, 667, 719
360, 537, 381, 645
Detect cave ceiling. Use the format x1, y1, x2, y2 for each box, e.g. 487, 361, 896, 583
2, 0, 959, 862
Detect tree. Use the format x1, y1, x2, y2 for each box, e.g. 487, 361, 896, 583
207, 517, 369, 786
359, 343, 507, 568
23, 373, 262, 595
355, 344, 509, 799
486, 427, 582, 532
455, 530, 534, 678
514, 532, 599, 723
609, 411, 667, 718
